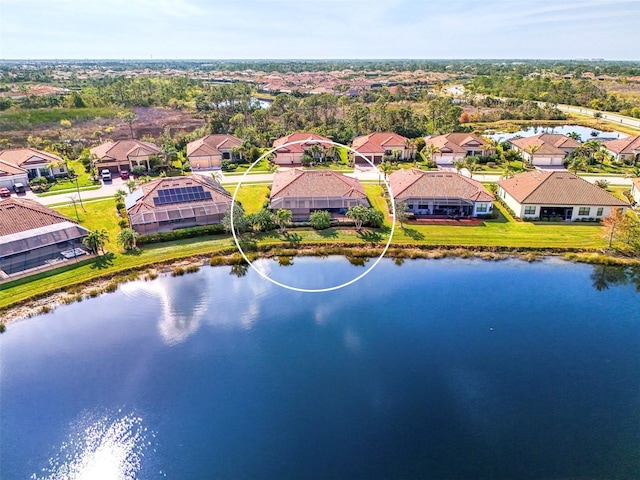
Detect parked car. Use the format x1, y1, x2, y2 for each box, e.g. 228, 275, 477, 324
13, 183, 26, 193
101, 169, 112, 182
119, 170, 130, 180
0, 187, 11, 198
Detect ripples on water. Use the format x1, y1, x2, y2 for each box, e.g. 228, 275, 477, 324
33, 411, 153, 480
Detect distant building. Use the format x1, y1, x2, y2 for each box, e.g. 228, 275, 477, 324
509, 134, 580, 167
602, 135, 640, 164
272, 133, 332, 166
270, 169, 369, 220
351, 132, 411, 165
0, 198, 90, 278
186, 134, 243, 170
498, 171, 628, 221
389, 169, 494, 218
0, 148, 67, 186
423, 133, 492, 165
125, 174, 232, 234
90, 139, 162, 174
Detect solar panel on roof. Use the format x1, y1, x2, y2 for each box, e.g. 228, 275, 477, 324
152, 186, 212, 205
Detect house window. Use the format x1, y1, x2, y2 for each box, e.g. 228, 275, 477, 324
418, 204, 429, 210
407, 204, 414, 210
524, 206, 536, 215
476, 203, 488, 212
596, 207, 604, 216
578, 207, 590, 216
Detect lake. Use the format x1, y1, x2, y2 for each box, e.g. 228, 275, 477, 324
484, 124, 627, 142
1, 257, 640, 479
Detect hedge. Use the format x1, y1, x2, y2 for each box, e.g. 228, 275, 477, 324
137, 224, 226, 245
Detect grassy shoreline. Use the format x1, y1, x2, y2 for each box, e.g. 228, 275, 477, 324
1, 236, 638, 324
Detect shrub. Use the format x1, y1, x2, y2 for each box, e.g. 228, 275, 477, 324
0, 323, 5, 333
185, 264, 200, 273
137, 224, 225, 245
309, 210, 332, 230
131, 166, 147, 177
118, 219, 129, 229
172, 267, 186, 276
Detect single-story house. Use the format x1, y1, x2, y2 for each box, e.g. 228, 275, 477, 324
602, 135, 640, 164
389, 169, 494, 218
351, 132, 410, 165
498, 171, 628, 221
0, 148, 68, 184
272, 133, 332, 166
509, 134, 580, 167
186, 134, 244, 170
125, 174, 232, 235
90, 139, 162, 174
0, 197, 90, 278
0, 159, 29, 190
270, 169, 369, 220
631, 178, 640, 205
423, 133, 492, 165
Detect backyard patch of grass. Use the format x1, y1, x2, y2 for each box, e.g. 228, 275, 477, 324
234, 184, 270, 213
54, 199, 121, 250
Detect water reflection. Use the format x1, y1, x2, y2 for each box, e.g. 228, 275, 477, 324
34, 410, 150, 480
590, 264, 640, 292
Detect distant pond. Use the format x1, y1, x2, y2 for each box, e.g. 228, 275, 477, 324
1, 257, 640, 479
484, 124, 627, 142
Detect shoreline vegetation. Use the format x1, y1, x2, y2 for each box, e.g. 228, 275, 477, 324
2, 239, 639, 326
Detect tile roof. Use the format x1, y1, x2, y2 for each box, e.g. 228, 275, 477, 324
0, 197, 77, 236
0, 148, 61, 167
631, 177, 640, 191
126, 174, 232, 215
186, 134, 243, 157
498, 171, 628, 206
510, 134, 580, 156
272, 133, 332, 154
90, 140, 161, 162
424, 133, 489, 154
271, 169, 367, 199
352, 132, 408, 154
0, 159, 27, 176
389, 169, 494, 202
603, 135, 640, 155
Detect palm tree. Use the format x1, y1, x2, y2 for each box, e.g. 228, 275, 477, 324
419, 143, 441, 167
117, 228, 139, 251
274, 209, 293, 234
524, 145, 540, 165
500, 161, 515, 179
379, 161, 393, 181
567, 131, 582, 142
568, 155, 588, 174
114, 189, 127, 203
82, 229, 109, 255
453, 159, 465, 174
465, 157, 479, 178
125, 179, 137, 194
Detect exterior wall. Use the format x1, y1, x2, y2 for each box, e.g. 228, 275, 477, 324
0, 172, 29, 188
188, 155, 221, 170
131, 211, 226, 235
273, 152, 301, 165
472, 201, 493, 216
499, 187, 527, 218
631, 182, 640, 204
433, 153, 465, 165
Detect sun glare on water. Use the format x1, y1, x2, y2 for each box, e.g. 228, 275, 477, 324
34, 411, 151, 480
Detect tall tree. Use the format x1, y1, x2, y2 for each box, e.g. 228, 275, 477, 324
82, 229, 109, 255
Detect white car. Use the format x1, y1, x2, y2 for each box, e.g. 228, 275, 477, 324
101, 169, 112, 182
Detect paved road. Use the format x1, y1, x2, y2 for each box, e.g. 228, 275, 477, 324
555, 104, 640, 130
22, 165, 632, 207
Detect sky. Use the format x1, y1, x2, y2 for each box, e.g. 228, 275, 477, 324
1, 0, 639, 60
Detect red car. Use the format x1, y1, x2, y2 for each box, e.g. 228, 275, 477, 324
120, 170, 130, 180
0, 187, 11, 198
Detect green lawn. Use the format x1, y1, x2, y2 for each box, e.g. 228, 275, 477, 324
0, 107, 118, 131
0, 183, 611, 312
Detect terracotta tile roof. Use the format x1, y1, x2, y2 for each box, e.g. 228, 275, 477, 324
352, 132, 408, 154
272, 133, 332, 154
186, 134, 243, 157
0, 159, 27, 176
510, 134, 579, 156
0, 197, 77, 236
271, 169, 367, 199
498, 171, 628, 206
603, 135, 640, 154
0, 148, 61, 167
389, 169, 494, 202
424, 133, 489, 154
90, 140, 161, 162
631, 177, 640, 191
127, 174, 232, 215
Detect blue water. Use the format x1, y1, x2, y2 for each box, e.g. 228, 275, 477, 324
485, 124, 627, 142
2, 258, 640, 479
